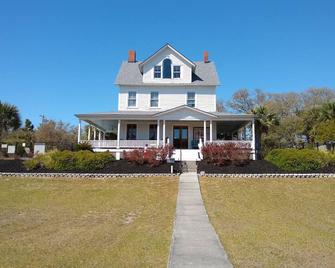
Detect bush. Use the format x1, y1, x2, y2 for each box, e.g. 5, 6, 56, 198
123, 145, 174, 167
265, 148, 332, 172
24, 150, 114, 171
75, 141, 93, 152
201, 143, 251, 166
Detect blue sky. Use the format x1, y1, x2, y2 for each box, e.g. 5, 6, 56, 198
1, 0, 334, 126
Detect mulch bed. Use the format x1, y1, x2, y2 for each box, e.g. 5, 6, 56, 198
197, 160, 335, 174
0, 159, 182, 174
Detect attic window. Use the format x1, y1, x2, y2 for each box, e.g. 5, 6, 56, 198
154, 66, 161, 78
163, 58, 172, 78
173, 66, 180, 78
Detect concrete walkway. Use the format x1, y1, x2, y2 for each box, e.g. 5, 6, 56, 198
168, 172, 233, 268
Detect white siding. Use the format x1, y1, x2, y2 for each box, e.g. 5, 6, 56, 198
142, 49, 192, 84
118, 86, 216, 112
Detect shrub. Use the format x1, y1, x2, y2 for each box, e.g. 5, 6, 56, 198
75, 141, 93, 152
201, 143, 251, 166
265, 148, 331, 172
123, 145, 174, 166
24, 150, 114, 171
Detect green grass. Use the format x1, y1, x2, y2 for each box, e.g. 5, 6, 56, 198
200, 177, 335, 268
0, 177, 178, 268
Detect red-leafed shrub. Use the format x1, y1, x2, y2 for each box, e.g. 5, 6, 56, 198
123, 145, 174, 166
201, 142, 251, 166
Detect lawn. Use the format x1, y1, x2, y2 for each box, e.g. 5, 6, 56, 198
200, 177, 335, 268
0, 176, 178, 268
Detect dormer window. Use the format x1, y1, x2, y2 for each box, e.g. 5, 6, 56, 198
173, 66, 181, 78
162, 58, 172, 78
154, 66, 161, 78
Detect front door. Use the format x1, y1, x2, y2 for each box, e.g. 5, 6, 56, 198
173, 126, 188, 149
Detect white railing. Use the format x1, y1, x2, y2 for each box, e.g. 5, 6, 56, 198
86, 140, 163, 148
210, 140, 252, 146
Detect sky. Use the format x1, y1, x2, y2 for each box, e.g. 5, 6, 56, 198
1, 0, 335, 126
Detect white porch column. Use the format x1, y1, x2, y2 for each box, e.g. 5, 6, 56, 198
209, 120, 213, 142
203, 120, 207, 145
157, 120, 160, 147
77, 120, 81, 143
117, 120, 121, 149
93, 128, 97, 140
252, 118, 256, 160
162, 120, 166, 146
87, 125, 91, 140
98, 130, 101, 140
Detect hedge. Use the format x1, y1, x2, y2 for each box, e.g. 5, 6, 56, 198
265, 148, 334, 172
24, 150, 114, 171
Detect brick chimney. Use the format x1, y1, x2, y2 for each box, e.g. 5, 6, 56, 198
128, 50, 136, 63
204, 51, 209, 63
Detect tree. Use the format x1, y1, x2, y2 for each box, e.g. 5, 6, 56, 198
228, 89, 255, 113
0, 101, 21, 140
34, 119, 77, 150
311, 120, 335, 143
302, 87, 335, 108
251, 106, 279, 134
265, 92, 303, 117
24, 119, 34, 131
216, 99, 226, 112
319, 102, 335, 122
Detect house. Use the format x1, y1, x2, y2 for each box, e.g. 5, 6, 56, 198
75, 44, 258, 161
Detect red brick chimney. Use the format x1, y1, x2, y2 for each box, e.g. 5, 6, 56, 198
128, 50, 136, 63
204, 51, 209, 63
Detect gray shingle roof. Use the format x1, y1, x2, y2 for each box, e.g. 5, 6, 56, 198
115, 61, 220, 86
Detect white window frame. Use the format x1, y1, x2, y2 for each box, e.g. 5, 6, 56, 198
187, 92, 196, 108
173, 65, 181, 79
127, 91, 137, 108
150, 91, 159, 108
154, 65, 161, 79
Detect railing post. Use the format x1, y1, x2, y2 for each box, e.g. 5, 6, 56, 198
93, 128, 96, 140
87, 125, 91, 141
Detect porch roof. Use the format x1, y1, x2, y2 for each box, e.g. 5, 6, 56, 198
75, 106, 256, 122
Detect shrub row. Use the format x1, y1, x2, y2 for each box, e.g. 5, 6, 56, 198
201, 143, 251, 166
123, 145, 174, 166
24, 150, 114, 171
265, 148, 335, 172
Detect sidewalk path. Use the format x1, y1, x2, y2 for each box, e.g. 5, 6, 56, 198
168, 172, 233, 268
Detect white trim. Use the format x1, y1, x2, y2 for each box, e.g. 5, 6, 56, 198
154, 105, 217, 118
127, 91, 138, 108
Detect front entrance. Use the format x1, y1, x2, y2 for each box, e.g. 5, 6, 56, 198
173, 126, 188, 149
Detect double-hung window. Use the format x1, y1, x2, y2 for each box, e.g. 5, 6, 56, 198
150, 92, 159, 107
173, 66, 181, 78
149, 124, 157, 140
128, 91, 136, 107
126, 124, 137, 140
154, 66, 161, 78
187, 92, 195, 107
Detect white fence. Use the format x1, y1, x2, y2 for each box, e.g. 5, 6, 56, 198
87, 140, 163, 148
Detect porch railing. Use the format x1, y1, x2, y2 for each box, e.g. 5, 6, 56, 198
86, 140, 163, 149
210, 140, 252, 145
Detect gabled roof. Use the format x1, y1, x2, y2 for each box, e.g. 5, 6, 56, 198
138, 43, 196, 72
153, 105, 217, 118
115, 61, 220, 86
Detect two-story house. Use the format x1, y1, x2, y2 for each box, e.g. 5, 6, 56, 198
75, 44, 257, 160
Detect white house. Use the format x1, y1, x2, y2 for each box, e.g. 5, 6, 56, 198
75, 44, 258, 160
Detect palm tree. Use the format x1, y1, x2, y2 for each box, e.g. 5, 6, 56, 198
251, 106, 279, 134
0, 101, 21, 140
319, 102, 335, 121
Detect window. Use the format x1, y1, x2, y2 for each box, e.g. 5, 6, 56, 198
128, 91, 136, 107
154, 66, 161, 78
173, 66, 181, 78
126, 124, 137, 140
162, 58, 172, 78
149, 124, 157, 140
187, 92, 195, 107
150, 92, 159, 107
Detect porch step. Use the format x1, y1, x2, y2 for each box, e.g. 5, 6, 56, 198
182, 161, 198, 173
172, 149, 201, 161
